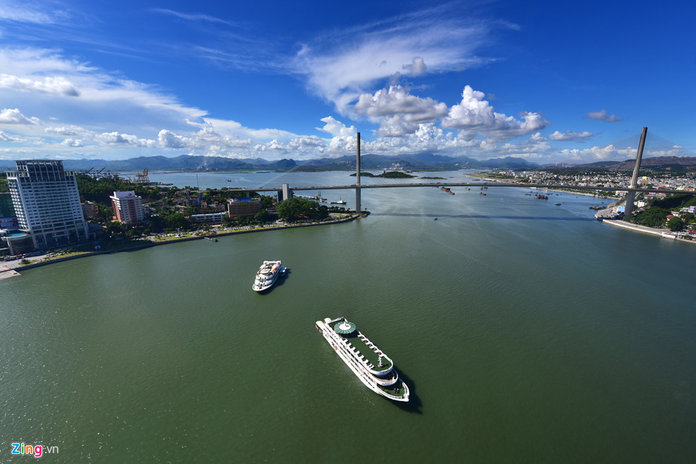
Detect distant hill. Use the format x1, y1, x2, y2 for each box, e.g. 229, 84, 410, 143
0, 153, 538, 172
564, 156, 696, 171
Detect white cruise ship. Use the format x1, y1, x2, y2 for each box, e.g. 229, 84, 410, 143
315, 316, 410, 402
252, 260, 285, 292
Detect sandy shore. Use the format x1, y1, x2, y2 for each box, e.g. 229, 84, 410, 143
468, 175, 619, 199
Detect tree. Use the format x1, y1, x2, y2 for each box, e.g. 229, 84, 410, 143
259, 195, 274, 209
632, 207, 670, 227
254, 209, 271, 224
164, 213, 191, 231
667, 216, 684, 231
276, 198, 327, 222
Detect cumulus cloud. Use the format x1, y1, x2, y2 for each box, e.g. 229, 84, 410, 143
354, 85, 448, 136
61, 138, 83, 147
294, 7, 495, 111
158, 126, 252, 155
442, 86, 548, 140
0, 73, 79, 96
317, 116, 355, 138
557, 144, 634, 163
97, 131, 155, 147
549, 130, 594, 141
158, 129, 188, 148
0, 108, 39, 124
587, 109, 622, 122
403, 57, 427, 76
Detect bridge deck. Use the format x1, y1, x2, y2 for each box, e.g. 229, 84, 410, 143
227, 182, 692, 195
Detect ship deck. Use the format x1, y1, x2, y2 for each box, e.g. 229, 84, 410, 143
335, 327, 393, 372
378, 380, 407, 398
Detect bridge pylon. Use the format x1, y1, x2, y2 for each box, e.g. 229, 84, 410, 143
624, 127, 647, 219
356, 132, 361, 213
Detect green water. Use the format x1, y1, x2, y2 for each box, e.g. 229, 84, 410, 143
2, 173, 695, 462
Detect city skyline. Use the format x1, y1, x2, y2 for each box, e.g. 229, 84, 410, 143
0, 0, 694, 164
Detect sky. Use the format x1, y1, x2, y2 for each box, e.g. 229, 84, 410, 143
0, 0, 694, 164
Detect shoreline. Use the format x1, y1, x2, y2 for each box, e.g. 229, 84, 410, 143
602, 219, 696, 245
1, 214, 362, 277
468, 175, 619, 200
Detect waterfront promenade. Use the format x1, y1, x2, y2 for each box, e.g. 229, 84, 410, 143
0, 213, 360, 277
602, 219, 696, 245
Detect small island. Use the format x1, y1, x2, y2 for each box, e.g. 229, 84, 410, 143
350, 171, 415, 178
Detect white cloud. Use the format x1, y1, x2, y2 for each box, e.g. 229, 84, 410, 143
403, 57, 427, 76
0, 1, 67, 24
0, 73, 79, 96
317, 116, 355, 138
294, 8, 494, 111
0, 108, 39, 124
158, 129, 188, 149
150, 8, 237, 26
0, 48, 207, 132
354, 85, 448, 136
158, 126, 253, 155
45, 125, 92, 137
61, 138, 83, 147
97, 131, 156, 147
557, 144, 634, 163
549, 130, 593, 141
587, 109, 622, 122
442, 86, 548, 140
0, 130, 19, 142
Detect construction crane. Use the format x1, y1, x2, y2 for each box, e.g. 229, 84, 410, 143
134, 168, 150, 184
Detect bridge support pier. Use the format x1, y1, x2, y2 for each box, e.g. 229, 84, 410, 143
280, 183, 293, 202
624, 127, 647, 219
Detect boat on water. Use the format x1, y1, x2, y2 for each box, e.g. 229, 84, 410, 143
331, 198, 347, 205
204, 236, 218, 242
252, 260, 286, 292
315, 316, 410, 402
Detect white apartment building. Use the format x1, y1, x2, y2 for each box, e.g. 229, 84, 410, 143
110, 191, 145, 224
6, 160, 88, 249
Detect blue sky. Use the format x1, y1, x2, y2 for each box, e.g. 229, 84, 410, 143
0, 0, 694, 164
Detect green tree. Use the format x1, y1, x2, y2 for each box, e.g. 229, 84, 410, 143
254, 209, 271, 224
276, 198, 327, 222
259, 195, 274, 209
667, 216, 684, 231
632, 207, 669, 227
164, 213, 191, 231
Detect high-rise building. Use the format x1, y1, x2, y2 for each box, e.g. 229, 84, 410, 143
110, 191, 145, 224
6, 160, 88, 249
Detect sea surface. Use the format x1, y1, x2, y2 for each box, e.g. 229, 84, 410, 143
2, 171, 695, 463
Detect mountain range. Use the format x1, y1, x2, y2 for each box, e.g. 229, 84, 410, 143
0, 153, 538, 172
1, 154, 695, 173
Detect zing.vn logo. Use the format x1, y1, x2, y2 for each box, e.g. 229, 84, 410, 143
10, 443, 59, 458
